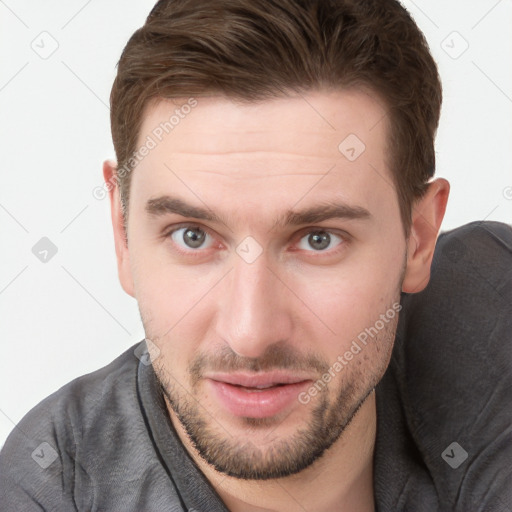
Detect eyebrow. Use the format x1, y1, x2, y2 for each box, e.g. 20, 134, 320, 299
145, 196, 371, 228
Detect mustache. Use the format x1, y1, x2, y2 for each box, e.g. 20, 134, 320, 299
188, 341, 329, 384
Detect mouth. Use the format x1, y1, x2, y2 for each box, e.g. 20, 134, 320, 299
204, 371, 313, 418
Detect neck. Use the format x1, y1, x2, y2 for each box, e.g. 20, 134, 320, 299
167, 391, 377, 512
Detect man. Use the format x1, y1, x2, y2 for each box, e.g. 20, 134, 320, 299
1, 0, 511, 510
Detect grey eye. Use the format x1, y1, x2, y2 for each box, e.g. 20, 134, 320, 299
171, 227, 211, 249
297, 231, 343, 252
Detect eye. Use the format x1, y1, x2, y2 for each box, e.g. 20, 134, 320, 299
296, 230, 344, 252
169, 226, 214, 250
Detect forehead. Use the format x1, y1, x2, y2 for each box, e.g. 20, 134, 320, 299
130, 90, 396, 229
138, 89, 388, 160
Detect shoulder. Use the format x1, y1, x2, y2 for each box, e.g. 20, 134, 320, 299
401, 220, 512, 347
397, 221, 512, 508
436, 220, 512, 287
9, 341, 141, 441
0, 343, 143, 509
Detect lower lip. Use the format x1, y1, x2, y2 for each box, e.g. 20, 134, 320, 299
206, 379, 311, 418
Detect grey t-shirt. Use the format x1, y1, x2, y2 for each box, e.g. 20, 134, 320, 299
1, 221, 511, 511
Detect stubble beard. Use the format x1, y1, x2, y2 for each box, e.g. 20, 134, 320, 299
150, 314, 397, 480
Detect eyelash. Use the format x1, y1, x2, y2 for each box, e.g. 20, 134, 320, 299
164, 223, 349, 259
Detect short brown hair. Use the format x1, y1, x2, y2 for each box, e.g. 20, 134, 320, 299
110, 0, 442, 233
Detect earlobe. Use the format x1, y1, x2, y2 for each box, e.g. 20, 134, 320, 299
402, 178, 450, 294
103, 160, 135, 298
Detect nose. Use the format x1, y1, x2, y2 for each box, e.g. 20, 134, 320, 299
214, 249, 293, 359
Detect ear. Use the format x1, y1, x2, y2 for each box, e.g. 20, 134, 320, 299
402, 178, 450, 293
103, 160, 135, 297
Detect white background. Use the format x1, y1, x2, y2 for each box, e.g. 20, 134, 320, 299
1, 0, 511, 447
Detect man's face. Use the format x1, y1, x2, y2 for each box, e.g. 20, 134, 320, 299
124, 90, 406, 479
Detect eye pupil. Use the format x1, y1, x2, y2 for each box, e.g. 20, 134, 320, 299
184, 228, 206, 248
308, 231, 330, 251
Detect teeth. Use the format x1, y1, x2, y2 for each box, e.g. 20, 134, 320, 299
245, 386, 274, 393
234, 383, 278, 390
230, 382, 289, 390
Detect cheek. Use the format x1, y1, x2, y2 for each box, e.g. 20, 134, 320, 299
130, 234, 197, 315
134, 268, 210, 338
130, 249, 216, 372
289, 243, 404, 351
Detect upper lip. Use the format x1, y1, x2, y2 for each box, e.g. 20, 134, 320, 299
204, 371, 312, 388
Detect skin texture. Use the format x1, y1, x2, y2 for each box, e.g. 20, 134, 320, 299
105, 89, 449, 512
